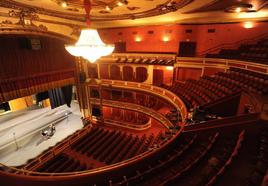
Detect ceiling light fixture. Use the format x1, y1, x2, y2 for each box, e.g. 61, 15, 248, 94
225, 3, 255, 13
105, 5, 111, 11
235, 7, 241, 13
117, 1, 123, 6
61, 2, 67, 8
65, 0, 114, 63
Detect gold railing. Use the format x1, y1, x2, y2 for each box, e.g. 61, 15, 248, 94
90, 98, 174, 128
176, 57, 268, 74
99, 79, 188, 122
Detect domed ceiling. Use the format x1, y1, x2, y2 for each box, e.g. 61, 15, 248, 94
1, 0, 268, 28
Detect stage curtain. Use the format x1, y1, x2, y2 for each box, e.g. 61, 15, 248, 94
61, 85, 73, 107
0, 35, 75, 103
48, 88, 65, 109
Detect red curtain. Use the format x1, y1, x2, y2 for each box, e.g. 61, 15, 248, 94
136, 67, 147, 82
122, 66, 134, 81
110, 65, 121, 80
153, 69, 163, 86
0, 35, 75, 102
100, 64, 109, 79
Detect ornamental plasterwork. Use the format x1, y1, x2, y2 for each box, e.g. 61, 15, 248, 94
0, 0, 193, 21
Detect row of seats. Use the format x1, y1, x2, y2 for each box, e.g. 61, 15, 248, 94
70, 127, 163, 165
113, 130, 244, 186
35, 154, 87, 173
30, 127, 166, 174
246, 129, 268, 186
112, 132, 219, 186
206, 39, 268, 65
162, 67, 267, 111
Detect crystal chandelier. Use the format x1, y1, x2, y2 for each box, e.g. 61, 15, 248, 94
65, 0, 114, 63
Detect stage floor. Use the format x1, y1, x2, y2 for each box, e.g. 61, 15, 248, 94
0, 102, 83, 167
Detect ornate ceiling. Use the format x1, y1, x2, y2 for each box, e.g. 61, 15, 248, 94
0, 0, 268, 28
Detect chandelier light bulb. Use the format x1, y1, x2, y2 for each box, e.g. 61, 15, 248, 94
65, 29, 115, 63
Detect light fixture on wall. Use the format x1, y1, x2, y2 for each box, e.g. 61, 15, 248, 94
65, 0, 114, 63
166, 66, 174, 71
162, 36, 170, 42
135, 36, 142, 42
243, 21, 254, 29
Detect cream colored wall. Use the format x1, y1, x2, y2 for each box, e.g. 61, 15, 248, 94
8, 96, 51, 111
9, 98, 28, 111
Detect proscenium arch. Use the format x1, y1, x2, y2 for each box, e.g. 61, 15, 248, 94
0, 26, 76, 43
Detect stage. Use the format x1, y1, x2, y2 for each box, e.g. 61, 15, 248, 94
0, 102, 83, 167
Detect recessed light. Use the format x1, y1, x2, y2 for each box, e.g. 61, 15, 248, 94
105, 5, 111, 11
235, 7, 241, 13
61, 2, 67, 8
117, 1, 123, 6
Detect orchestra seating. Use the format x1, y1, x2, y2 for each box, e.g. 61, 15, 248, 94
113, 130, 246, 186
206, 39, 268, 64
30, 126, 164, 172
246, 128, 268, 186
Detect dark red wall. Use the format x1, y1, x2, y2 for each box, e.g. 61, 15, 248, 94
99, 22, 268, 54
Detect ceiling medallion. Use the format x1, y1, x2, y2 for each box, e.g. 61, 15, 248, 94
1, 0, 193, 21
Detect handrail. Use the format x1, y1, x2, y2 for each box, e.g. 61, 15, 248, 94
184, 113, 260, 132
98, 79, 188, 122
197, 31, 268, 57
175, 57, 268, 75
90, 98, 174, 129
104, 119, 151, 131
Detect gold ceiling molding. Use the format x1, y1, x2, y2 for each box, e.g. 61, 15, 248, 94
0, 0, 85, 21
0, 7, 84, 38
0, 0, 193, 21
0, 23, 75, 42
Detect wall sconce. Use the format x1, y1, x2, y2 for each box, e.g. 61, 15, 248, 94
135, 36, 142, 42
243, 21, 254, 29
166, 66, 174, 71
163, 36, 170, 42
